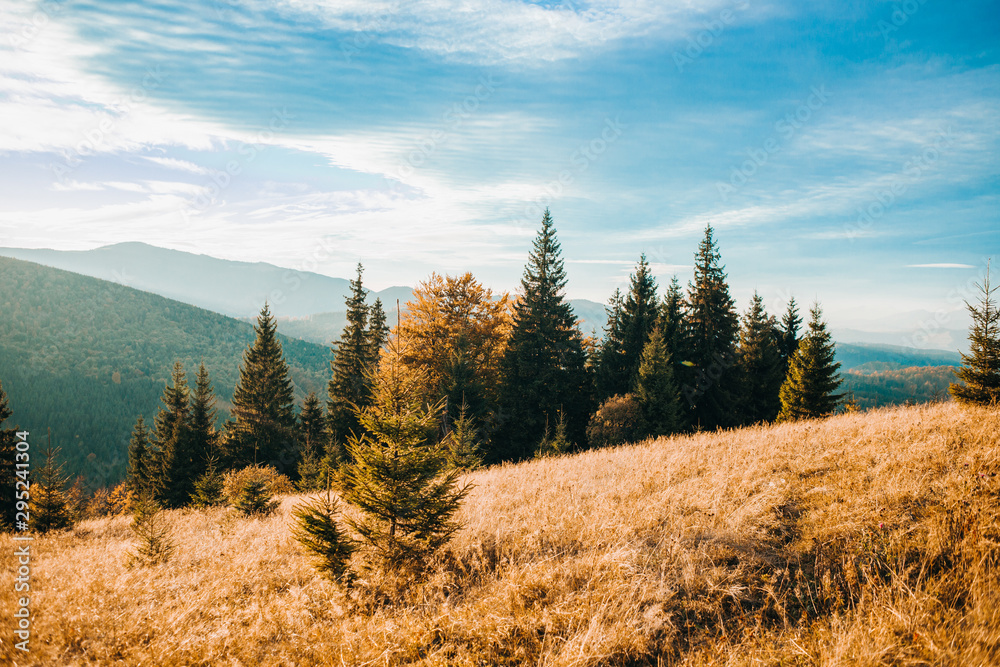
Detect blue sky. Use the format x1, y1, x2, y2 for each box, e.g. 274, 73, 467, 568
1, 0, 997, 343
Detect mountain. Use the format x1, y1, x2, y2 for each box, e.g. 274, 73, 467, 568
834, 342, 962, 371
0, 243, 404, 319
0, 256, 331, 486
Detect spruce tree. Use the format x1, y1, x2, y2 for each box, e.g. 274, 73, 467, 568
0, 379, 18, 529
367, 297, 390, 361
535, 409, 572, 458
681, 225, 740, 430
497, 209, 592, 460
189, 362, 220, 468
950, 265, 1000, 405
297, 391, 327, 491
658, 275, 687, 361
30, 444, 72, 533
737, 293, 785, 424
126, 415, 153, 499
127, 493, 176, 567
190, 458, 225, 508
292, 489, 356, 582
779, 297, 803, 375
328, 264, 378, 447
339, 334, 469, 570
225, 304, 298, 472
443, 403, 484, 470
777, 304, 844, 421
635, 326, 682, 438
154, 362, 197, 508
595, 289, 627, 401
621, 254, 659, 388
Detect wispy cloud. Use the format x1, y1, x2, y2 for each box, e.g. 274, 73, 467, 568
907, 263, 976, 269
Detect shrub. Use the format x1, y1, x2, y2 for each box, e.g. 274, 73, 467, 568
292, 491, 356, 582
586, 394, 643, 448
222, 465, 293, 505
127, 494, 176, 567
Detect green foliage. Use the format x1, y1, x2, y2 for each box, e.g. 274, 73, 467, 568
596, 256, 659, 401
657, 275, 686, 361
127, 493, 176, 567
586, 394, 643, 448
328, 264, 383, 445
0, 378, 18, 529
635, 326, 682, 437
778, 304, 844, 421
190, 459, 225, 509
950, 267, 1000, 406
498, 209, 592, 460
736, 293, 784, 424
681, 225, 740, 430
779, 297, 803, 373
153, 361, 198, 508
292, 490, 356, 582
189, 362, 221, 468
126, 415, 153, 498
842, 365, 957, 408
223, 465, 290, 515
233, 477, 279, 517
444, 404, 484, 470
225, 304, 299, 472
0, 256, 330, 486
30, 444, 73, 533
535, 409, 572, 458
339, 336, 470, 570
296, 391, 328, 491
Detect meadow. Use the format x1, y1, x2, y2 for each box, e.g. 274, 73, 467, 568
3, 400, 998, 666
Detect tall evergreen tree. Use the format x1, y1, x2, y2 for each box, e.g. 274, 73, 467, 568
0, 379, 18, 529
777, 304, 843, 421
297, 391, 327, 489
225, 304, 298, 472
778, 297, 803, 375
154, 362, 197, 508
126, 415, 153, 499
621, 254, 659, 387
950, 264, 1000, 405
737, 293, 785, 424
367, 297, 390, 360
328, 264, 378, 447
30, 444, 72, 533
189, 362, 220, 469
497, 209, 592, 460
595, 289, 627, 401
634, 326, 682, 438
658, 275, 686, 360
681, 225, 740, 430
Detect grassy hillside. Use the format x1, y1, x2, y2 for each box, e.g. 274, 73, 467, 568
0, 256, 331, 485
4, 402, 997, 665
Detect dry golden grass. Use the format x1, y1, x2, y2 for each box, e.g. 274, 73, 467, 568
3, 401, 998, 666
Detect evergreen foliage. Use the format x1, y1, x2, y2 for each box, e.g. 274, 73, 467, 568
681, 225, 740, 430
153, 361, 197, 508
497, 209, 592, 460
126, 415, 153, 499
328, 264, 378, 445
292, 490, 356, 582
535, 409, 572, 458
339, 334, 470, 570
296, 391, 328, 490
596, 256, 659, 401
635, 326, 682, 437
190, 458, 225, 508
779, 298, 803, 373
736, 293, 785, 424
225, 304, 298, 472
189, 362, 220, 468
0, 379, 18, 529
777, 304, 844, 421
658, 275, 687, 361
127, 493, 176, 567
950, 265, 1000, 406
443, 403, 484, 470
595, 289, 628, 401
30, 444, 73, 533
233, 475, 280, 517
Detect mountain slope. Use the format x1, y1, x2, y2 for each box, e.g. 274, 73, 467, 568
0, 242, 401, 318
0, 256, 331, 485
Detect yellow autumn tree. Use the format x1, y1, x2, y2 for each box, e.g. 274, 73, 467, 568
393, 273, 512, 442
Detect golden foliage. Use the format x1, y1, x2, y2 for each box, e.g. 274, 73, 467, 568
3, 402, 998, 665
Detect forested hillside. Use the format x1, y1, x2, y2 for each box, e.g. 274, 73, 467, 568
0, 256, 330, 486
842, 365, 957, 408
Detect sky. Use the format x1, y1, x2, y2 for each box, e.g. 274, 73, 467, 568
1, 0, 998, 342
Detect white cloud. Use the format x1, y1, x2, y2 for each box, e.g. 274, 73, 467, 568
907, 263, 976, 269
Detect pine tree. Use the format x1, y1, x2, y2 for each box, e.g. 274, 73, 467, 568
777, 304, 844, 421
681, 225, 740, 430
127, 493, 176, 567
535, 409, 572, 458
189, 362, 220, 469
497, 209, 592, 460
658, 275, 687, 360
225, 304, 298, 472
779, 298, 803, 375
154, 362, 197, 508
595, 289, 628, 401
443, 403, 484, 470
30, 443, 72, 533
339, 334, 470, 570
950, 264, 1000, 405
126, 415, 153, 499
297, 391, 327, 491
328, 264, 382, 447
635, 326, 682, 438
0, 379, 18, 529
737, 293, 785, 424
292, 488, 356, 582
190, 458, 225, 508
621, 254, 659, 388
233, 474, 279, 517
